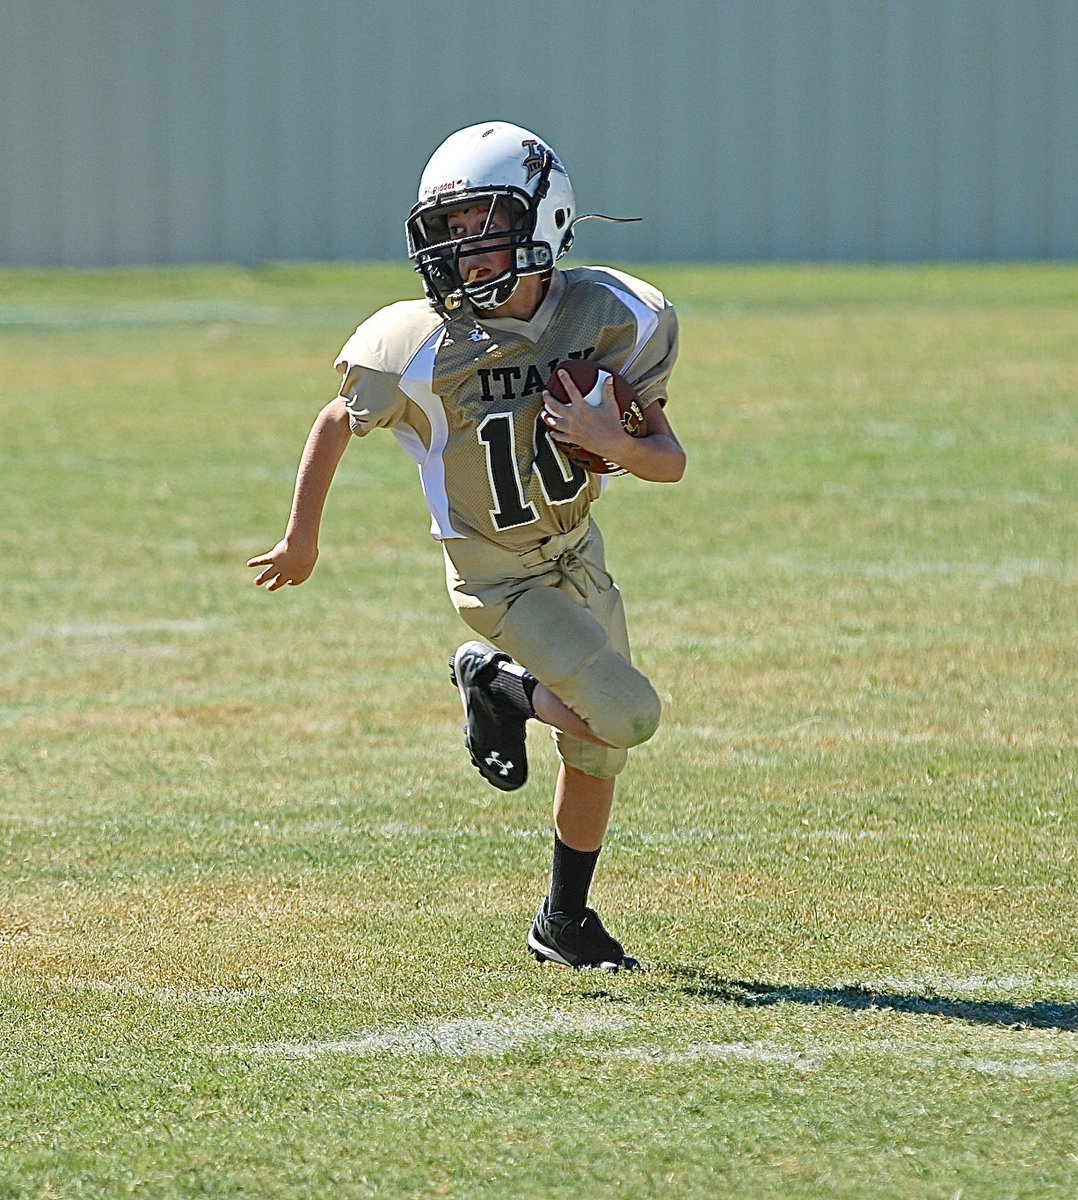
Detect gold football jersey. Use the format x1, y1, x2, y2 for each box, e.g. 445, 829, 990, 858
334, 266, 678, 553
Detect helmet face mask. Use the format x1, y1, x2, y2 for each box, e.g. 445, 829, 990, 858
407, 188, 542, 312
406, 123, 575, 314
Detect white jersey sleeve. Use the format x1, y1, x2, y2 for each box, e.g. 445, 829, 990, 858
334, 301, 443, 436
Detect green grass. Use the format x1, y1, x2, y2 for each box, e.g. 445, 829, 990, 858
1, 261, 1076, 1199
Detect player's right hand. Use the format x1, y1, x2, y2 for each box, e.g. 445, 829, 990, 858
247, 538, 318, 590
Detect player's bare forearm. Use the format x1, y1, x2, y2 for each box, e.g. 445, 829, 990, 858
284, 398, 353, 543
608, 401, 686, 483
247, 398, 353, 590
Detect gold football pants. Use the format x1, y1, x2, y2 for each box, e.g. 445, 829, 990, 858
443, 519, 660, 778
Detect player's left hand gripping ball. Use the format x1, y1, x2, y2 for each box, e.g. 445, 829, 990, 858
544, 359, 648, 474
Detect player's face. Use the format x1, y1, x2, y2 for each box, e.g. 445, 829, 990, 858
446, 201, 513, 283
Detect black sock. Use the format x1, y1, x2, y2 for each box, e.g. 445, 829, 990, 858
488, 660, 538, 718
548, 834, 601, 916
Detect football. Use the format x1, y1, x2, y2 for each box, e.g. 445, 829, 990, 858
545, 359, 648, 474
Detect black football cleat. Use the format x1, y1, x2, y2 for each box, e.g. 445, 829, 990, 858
449, 641, 529, 791
527, 900, 638, 971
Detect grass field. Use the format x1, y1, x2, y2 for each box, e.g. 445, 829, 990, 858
1, 261, 1076, 1198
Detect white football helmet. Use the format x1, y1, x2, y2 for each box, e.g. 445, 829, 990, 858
406, 121, 576, 314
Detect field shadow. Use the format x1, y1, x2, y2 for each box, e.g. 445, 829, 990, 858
656, 968, 1078, 1032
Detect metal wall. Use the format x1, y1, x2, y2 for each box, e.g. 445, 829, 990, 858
1, 0, 1074, 266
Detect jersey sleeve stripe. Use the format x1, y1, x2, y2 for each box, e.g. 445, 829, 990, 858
397, 327, 463, 539
593, 279, 661, 372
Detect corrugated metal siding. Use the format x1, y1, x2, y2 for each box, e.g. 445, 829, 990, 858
0, 0, 1074, 266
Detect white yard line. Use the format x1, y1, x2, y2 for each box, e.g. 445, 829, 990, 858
225, 1010, 628, 1059
33, 617, 223, 639
619, 1039, 1078, 1079
227, 1027, 1078, 1079
617, 1042, 822, 1068
858, 975, 1078, 996
219, 1009, 1078, 1079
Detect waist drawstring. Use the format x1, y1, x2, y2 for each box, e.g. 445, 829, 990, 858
513, 520, 612, 599
553, 545, 613, 599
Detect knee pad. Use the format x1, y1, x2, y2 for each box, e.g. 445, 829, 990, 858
565, 650, 661, 749
477, 574, 661, 751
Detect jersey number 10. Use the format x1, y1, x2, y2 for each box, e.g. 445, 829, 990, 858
478, 412, 589, 531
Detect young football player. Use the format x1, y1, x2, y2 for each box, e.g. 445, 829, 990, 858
248, 121, 685, 970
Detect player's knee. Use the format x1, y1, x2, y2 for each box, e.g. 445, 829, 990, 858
593, 672, 661, 749
624, 675, 662, 747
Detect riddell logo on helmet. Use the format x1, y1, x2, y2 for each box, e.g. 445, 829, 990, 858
426, 178, 469, 199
